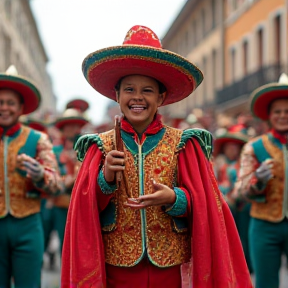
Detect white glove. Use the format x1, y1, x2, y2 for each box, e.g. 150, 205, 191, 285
255, 159, 274, 184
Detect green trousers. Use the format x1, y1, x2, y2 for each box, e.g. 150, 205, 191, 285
234, 203, 253, 273
40, 202, 68, 254
0, 213, 44, 288
40, 199, 55, 250
53, 206, 68, 253
249, 217, 288, 288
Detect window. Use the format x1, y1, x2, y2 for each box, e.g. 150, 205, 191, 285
201, 9, 206, 38
5, 0, 11, 19
4, 34, 11, 69
231, 48, 236, 82
193, 20, 197, 47
212, 49, 217, 91
274, 15, 281, 64
211, 0, 216, 28
257, 28, 263, 67
242, 40, 248, 75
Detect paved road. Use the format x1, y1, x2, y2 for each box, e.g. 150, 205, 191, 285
41, 255, 288, 288
41, 252, 61, 288
250, 256, 288, 288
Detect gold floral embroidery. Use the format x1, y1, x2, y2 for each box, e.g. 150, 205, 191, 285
100, 127, 190, 267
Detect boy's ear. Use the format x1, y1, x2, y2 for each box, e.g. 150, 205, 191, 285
158, 92, 166, 107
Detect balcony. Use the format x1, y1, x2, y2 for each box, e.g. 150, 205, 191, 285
216, 64, 283, 105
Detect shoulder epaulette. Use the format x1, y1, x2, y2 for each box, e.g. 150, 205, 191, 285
177, 128, 213, 160
74, 133, 104, 162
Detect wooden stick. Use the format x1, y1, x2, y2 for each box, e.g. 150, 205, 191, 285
114, 115, 123, 188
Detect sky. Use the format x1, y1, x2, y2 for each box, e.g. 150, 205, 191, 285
30, 0, 187, 125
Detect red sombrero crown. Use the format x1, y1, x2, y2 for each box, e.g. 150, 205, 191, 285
82, 25, 203, 106
66, 98, 90, 113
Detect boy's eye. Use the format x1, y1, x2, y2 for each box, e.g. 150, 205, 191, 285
124, 87, 133, 92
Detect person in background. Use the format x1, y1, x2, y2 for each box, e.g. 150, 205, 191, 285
51, 108, 88, 253
213, 126, 253, 273
236, 74, 288, 288
20, 116, 48, 134
61, 25, 252, 288
0, 66, 63, 288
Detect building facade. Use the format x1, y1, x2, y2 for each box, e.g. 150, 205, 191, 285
218, 0, 288, 115
161, 0, 225, 124
0, 0, 56, 115
161, 0, 288, 122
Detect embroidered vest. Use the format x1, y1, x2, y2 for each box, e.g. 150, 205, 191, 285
53, 145, 71, 209
0, 126, 42, 218
250, 134, 285, 222
99, 127, 191, 267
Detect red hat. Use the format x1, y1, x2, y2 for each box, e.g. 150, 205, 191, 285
0, 66, 41, 114
250, 73, 288, 121
54, 108, 89, 130
20, 116, 47, 133
213, 125, 249, 157
82, 25, 203, 106
66, 99, 90, 113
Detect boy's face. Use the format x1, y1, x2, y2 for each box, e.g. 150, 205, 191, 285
269, 98, 288, 133
0, 89, 23, 128
117, 75, 165, 134
62, 123, 82, 140
223, 142, 241, 161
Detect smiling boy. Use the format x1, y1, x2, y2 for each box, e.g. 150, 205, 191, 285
0, 66, 63, 288
61, 25, 252, 288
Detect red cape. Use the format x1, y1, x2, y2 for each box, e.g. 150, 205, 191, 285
61, 138, 252, 288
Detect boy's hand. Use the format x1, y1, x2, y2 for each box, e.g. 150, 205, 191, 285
16, 154, 44, 182
255, 159, 274, 184
104, 150, 125, 183
124, 179, 176, 209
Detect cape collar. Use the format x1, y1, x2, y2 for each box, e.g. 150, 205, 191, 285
270, 128, 288, 144
120, 114, 164, 144
0, 122, 21, 137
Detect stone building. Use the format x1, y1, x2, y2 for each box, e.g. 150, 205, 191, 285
160, 0, 288, 122
0, 0, 56, 115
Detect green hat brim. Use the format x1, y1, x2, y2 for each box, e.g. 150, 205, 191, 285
250, 83, 288, 121
82, 45, 203, 106
54, 116, 88, 130
213, 133, 248, 157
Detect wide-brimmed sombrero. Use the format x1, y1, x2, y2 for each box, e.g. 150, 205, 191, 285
250, 73, 288, 121
0, 66, 41, 114
66, 99, 89, 113
82, 25, 203, 106
28, 120, 47, 133
20, 116, 48, 133
213, 126, 249, 157
54, 108, 88, 130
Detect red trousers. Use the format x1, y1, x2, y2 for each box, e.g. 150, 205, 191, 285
106, 258, 182, 288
